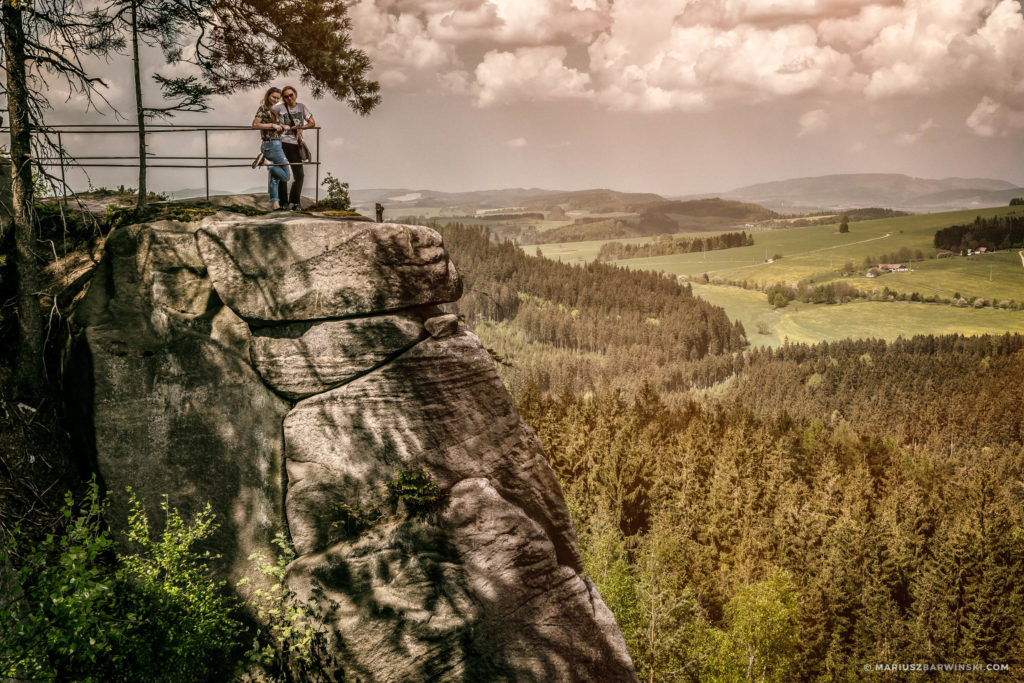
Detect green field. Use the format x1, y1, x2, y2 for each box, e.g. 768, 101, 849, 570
541, 229, 741, 263
691, 283, 1024, 348
611, 206, 1024, 301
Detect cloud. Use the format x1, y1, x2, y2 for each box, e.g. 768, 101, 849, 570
475, 46, 591, 106
896, 117, 936, 145
797, 109, 830, 137
966, 96, 1024, 137
349, 0, 460, 87
506, 137, 527, 147
346, 0, 1024, 116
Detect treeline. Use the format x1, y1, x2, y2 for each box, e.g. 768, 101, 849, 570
597, 231, 753, 261
764, 280, 862, 307
434, 223, 746, 364
524, 218, 629, 244
862, 245, 926, 266
450, 212, 545, 221
933, 213, 1024, 252
778, 207, 910, 228
516, 333, 1024, 680
642, 198, 777, 221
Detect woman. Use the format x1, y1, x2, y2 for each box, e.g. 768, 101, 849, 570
272, 85, 315, 210
252, 87, 292, 210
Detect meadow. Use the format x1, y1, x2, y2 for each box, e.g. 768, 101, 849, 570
690, 283, 1024, 348
594, 206, 1024, 344
610, 206, 1022, 298
542, 229, 740, 263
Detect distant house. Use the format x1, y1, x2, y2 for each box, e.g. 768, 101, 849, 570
877, 263, 908, 272
967, 247, 989, 255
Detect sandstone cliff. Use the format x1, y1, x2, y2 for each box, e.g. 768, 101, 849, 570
66, 213, 637, 681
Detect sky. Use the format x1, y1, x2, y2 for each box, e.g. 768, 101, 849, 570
44, 0, 1024, 197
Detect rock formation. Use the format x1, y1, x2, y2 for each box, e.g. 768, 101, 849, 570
66, 213, 637, 681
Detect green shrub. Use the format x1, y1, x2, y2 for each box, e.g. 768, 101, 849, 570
239, 533, 327, 680
0, 480, 244, 682
385, 468, 442, 516
310, 172, 352, 211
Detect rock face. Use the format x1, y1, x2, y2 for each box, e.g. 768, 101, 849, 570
195, 220, 462, 323
67, 212, 637, 681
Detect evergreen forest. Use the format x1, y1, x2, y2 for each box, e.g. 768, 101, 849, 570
439, 223, 1024, 681
597, 231, 755, 262
933, 214, 1024, 253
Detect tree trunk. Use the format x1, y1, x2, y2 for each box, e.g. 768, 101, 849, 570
3, 0, 44, 399
132, 0, 147, 210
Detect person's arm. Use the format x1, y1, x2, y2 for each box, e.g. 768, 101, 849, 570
252, 111, 283, 133
296, 111, 315, 141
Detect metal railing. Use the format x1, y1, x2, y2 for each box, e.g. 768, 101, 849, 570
13, 123, 322, 203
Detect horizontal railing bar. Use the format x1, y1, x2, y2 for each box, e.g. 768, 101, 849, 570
36, 156, 260, 161
45, 162, 320, 168
0, 125, 320, 132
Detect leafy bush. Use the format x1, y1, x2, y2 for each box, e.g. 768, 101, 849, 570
239, 533, 327, 680
386, 467, 442, 516
310, 172, 352, 211
0, 480, 244, 681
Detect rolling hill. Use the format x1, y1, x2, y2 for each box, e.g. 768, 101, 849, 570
720, 173, 1022, 212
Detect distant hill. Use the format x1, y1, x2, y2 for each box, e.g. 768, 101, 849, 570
523, 188, 665, 212
349, 187, 564, 210
641, 198, 778, 221
347, 187, 667, 213
721, 174, 1022, 212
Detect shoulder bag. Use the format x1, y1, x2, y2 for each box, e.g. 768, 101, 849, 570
284, 102, 312, 162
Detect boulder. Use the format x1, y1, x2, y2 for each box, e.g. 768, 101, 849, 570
283, 331, 581, 570
66, 213, 637, 681
443, 477, 636, 681
284, 480, 637, 682
250, 314, 428, 399
424, 313, 459, 338
195, 217, 462, 323
67, 326, 289, 588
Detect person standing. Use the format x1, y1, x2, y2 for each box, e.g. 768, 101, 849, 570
252, 87, 291, 211
273, 86, 315, 210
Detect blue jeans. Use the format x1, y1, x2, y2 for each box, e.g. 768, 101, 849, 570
261, 140, 291, 203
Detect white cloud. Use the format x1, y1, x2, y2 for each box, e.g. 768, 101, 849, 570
345, 0, 1024, 117
475, 46, 591, 106
896, 117, 936, 145
967, 96, 1024, 137
506, 137, 528, 147
349, 0, 460, 87
797, 109, 830, 136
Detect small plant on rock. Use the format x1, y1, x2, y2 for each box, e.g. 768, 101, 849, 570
239, 533, 327, 680
311, 172, 355, 212
385, 468, 442, 517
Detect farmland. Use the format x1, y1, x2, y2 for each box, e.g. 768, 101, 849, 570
591, 206, 1024, 345
692, 284, 1024, 349
608, 206, 1023, 298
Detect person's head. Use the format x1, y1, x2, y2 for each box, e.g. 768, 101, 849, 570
263, 87, 282, 108
282, 86, 298, 105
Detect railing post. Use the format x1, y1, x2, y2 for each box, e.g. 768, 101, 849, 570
56, 130, 66, 206
315, 127, 320, 204
204, 129, 210, 202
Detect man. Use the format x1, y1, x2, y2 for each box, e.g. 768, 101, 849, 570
272, 86, 316, 210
